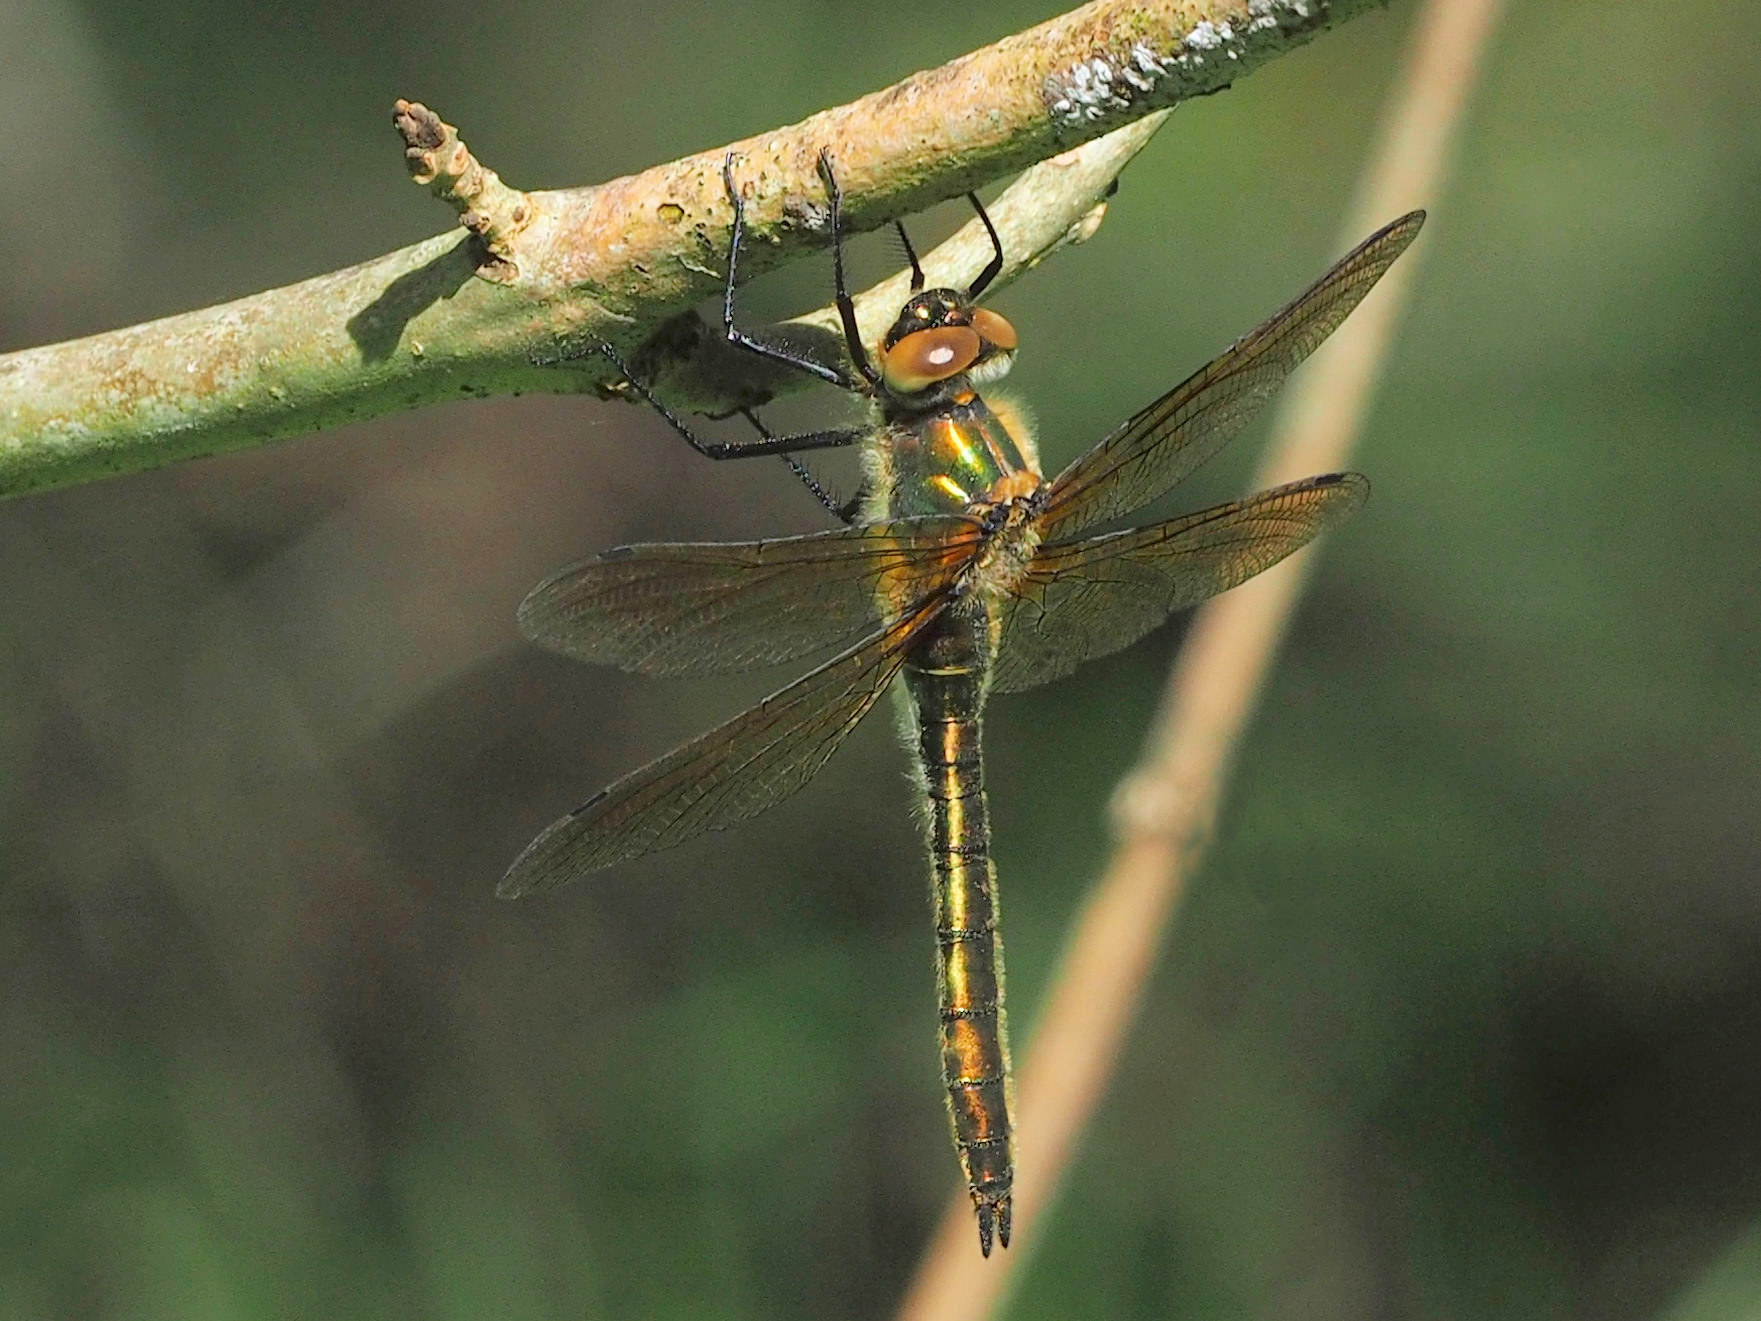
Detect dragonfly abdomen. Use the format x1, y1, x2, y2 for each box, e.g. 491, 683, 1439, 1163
903, 607, 1015, 1256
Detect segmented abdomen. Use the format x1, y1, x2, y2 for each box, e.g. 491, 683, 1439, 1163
903, 609, 1014, 1256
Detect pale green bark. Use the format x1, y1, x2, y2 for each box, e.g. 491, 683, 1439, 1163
0, 0, 1381, 499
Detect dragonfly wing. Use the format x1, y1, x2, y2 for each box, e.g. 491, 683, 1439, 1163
1038, 212, 1422, 541
992, 473, 1367, 694
499, 598, 944, 895
518, 515, 982, 676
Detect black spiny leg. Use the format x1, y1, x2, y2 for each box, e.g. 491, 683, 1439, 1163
965, 190, 1005, 298
737, 408, 860, 525
720, 153, 868, 393
833, 488, 867, 525
814, 149, 881, 388
595, 341, 864, 462
895, 218, 926, 293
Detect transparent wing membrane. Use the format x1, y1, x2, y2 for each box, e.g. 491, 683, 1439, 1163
502, 215, 1419, 892
991, 473, 1368, 693
498, 601, 944, 895
518, 516, 983, 676
1039, 212, 1423, 541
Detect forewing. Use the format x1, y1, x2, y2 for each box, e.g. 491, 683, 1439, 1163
991, 473, 1368, 694
499, 599, 944, 895
1039, 212, 1422, 540
518, 515, 981, 676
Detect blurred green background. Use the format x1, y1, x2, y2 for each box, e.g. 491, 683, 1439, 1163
4, 1, 1760, 1317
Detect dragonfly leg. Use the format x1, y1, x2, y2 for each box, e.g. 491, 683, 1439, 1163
964, 190, 1005, 298
721, 152, 870, 393
595, 341, 864, 462
813, 149, 881, 388
894, 218, 926, 293
834, 485, 868, 525
736, 407, 859, 524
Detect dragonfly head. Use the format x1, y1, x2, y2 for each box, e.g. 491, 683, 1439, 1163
877, 289, 1018, 401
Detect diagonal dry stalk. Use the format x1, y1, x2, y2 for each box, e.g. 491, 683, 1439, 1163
894, 0, 1508, 1314
0, 0, 1385, 500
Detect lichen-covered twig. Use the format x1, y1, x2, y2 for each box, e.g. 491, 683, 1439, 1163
0, 0, 1381, 500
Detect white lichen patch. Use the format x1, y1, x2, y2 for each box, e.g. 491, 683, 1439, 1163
1046, 55, 1133, 122
1044, 0, 1326, 129
1184, 20, 1229, 50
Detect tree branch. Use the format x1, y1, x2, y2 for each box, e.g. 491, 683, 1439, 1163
0, 0, 1380, 500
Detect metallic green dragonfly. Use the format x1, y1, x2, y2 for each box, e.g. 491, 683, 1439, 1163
504, 151, 1423, 1255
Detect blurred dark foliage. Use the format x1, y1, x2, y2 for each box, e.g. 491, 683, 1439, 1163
3, 1, 1760, 1317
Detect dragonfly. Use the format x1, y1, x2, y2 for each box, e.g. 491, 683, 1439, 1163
504, 149, 1424, 1255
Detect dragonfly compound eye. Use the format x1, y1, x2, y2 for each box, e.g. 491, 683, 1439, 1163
969, 308, 1017, 352
881, 326, 982, 394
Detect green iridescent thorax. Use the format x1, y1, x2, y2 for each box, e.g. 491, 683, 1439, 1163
879, 395, 1035, 518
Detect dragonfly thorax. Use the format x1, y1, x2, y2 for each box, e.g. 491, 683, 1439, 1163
872, 391, 1042, 520
877, 288, 1018, 406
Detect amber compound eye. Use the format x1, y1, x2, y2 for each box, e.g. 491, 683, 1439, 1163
880, 326, 982, 394
969, 308, 1018, 352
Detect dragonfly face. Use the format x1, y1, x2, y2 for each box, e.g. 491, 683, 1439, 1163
876, 287, 1020, 401
512, 149, 1424, 1255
